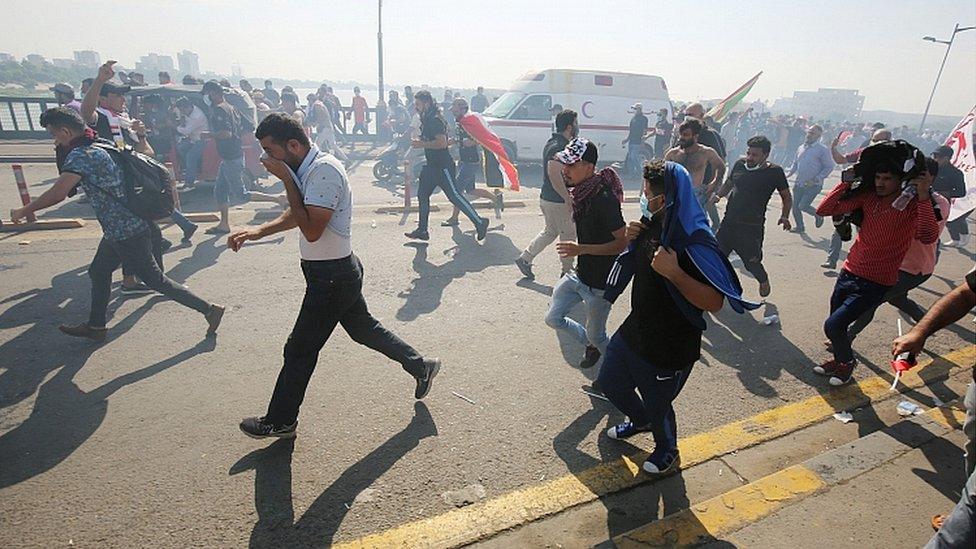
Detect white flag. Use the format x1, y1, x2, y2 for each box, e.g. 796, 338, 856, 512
945, 106, 976, 221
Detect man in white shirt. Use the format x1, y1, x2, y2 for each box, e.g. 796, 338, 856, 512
229, 113, 441, 439
175, 97, 209, 189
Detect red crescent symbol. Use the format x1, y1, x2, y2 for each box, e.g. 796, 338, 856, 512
581, 101, 594, 118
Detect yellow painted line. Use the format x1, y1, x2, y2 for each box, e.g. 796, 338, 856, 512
334, 346, 975, 549
613, 396, 969, 547
614, 465, 825, 548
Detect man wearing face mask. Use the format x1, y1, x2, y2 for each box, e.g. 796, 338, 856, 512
599, 160, 757, 475
515, 109, 579, 279
229, 113, 441, 439
545, 138, 629, 371
711, 136, 792, 297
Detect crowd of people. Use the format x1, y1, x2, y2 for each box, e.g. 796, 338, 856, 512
7, 58, 976, 547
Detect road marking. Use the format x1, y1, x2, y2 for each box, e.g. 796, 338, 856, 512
334, 345, 975, 549
614, 465, 825, 548
613, 395, 969, 547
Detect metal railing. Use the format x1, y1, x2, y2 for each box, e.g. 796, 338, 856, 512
0, 96, 58, 139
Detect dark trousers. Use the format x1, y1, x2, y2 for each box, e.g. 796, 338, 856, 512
88, 223, 210, 327
827, 232, 844, 263
597, 333, 693, 453
947, 210, 972, 240
265, 255, 424, 425
848, 270, 930, 340
416, 163, 482, 232
824, 270, 891, 364
716, 221, 768, 284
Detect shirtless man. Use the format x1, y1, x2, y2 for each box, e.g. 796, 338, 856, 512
665, 118, 726, 207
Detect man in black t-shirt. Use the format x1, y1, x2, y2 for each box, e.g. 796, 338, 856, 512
516, 110, 579, 279
654, 108, 672, 159
545, 139, 628, 371
203, 81, 286, 234
622, 104, 649, 179
711, 135, 793, 297
598, 160, 725, 476
933, 145, 971, 248
405, 91, 489, 241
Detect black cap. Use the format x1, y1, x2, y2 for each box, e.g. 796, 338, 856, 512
201, 80, 224, 94
99, 81, 131, 96
932, 145, 954, 158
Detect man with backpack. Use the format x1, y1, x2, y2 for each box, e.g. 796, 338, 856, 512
202, 80, 286, 234
9, 107, 224, 341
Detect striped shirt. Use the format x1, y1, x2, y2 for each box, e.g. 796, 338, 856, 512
816, 182, 939, 286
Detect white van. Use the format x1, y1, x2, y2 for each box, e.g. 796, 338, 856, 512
482, 69, 672, 164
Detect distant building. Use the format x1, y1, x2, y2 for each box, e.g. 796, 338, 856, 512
177, 50, 200, 77
772, 88, 865, 122
135, 53, 175, 75
25, 54, 47, 67
0, 52, 16, 63
52, 58, 76, 68
73, 50, 101, 68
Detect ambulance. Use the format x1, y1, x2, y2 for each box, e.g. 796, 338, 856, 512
482, 69, 672, 164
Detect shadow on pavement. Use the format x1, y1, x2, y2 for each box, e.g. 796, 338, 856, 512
0, 327, 215, 489
230, 401, 437, 548
396, 225, 520, 321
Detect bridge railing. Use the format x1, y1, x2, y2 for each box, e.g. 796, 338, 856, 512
0, 97, 59, 139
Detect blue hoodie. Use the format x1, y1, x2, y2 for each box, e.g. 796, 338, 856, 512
604, 162, 760, 329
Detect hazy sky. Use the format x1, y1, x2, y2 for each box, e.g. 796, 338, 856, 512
3, 0, 974, 116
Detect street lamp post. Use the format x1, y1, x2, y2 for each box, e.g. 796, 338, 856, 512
377, 0, 384, 102
919, 23, 975, 132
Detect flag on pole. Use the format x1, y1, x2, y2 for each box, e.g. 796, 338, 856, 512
458, 112, 520, 191
944, 105, 976, 221
704, 71, 763, 123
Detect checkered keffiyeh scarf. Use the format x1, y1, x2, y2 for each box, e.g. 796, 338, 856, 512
569, 167, 623, 222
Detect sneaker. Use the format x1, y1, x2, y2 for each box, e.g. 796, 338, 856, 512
606, 421, 651, 440
813, 359, 838, 376
515, 257, 535, 280
475, 218, 489, 241
441, 219, 460, 227
59, 323, 107, 342
579, 345, 601, 369
820, 260, 837, 269
404, 229, 430, 241
205, 304, 225, 337
413, 358, 441, 399
643, 448, 680, 475
828, 361, 855, 386
239, 416, 297, 439
120, 283, 153, 295
161, 238, 174, 252
815, 215, 824, 228
758, 280, 771, 298
182, 225, 198, 243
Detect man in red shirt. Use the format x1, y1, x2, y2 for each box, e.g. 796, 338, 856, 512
350, 87, 370, 136
814, 157, 938, 386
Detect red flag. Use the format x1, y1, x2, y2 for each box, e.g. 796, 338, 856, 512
458, 112, 520, 191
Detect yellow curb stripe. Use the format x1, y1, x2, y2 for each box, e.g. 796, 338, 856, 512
334, 345, 975, 549
614, 465, 826, 548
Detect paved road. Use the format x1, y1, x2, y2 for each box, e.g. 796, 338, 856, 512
0, 160, 973, 547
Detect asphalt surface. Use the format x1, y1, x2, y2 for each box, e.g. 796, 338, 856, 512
0, 159, 974, 547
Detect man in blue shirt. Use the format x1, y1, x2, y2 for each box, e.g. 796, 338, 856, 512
787, 124, 834, 232
10, 107, 224, 341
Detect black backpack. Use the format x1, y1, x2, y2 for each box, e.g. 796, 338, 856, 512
92, 140, 175, 221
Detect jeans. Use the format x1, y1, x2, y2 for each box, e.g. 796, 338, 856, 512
827, 232, 844, 264
213, 156, 248, 206
170, 209, 197, 236
625, 143, 644, 177
88, 223, 211, 327
264, 255, 425, 426
847, 271, 930, 340
792, 184, 822, 231
520, 198, 576, 274
823, 270, 891, 363
177, 139, 205, 186
925, 468, 976, 549
716, 221, 768, 284
544, 272, 612, 354
966, 381, 976, 477
693, 186, 722, 229
456, 161, 479, 194
947, 210, 972, 240
598, 333, 693, 452
416, 163, 483, 232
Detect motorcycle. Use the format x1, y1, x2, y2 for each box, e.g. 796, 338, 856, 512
373, 132, 411, 181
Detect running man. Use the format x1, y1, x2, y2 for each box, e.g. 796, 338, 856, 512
441, 98, 503, 226
230, 113, 441, 439
665, 118, 726, 210
404, 91, 489, 242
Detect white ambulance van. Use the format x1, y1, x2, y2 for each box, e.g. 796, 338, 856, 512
482, 69, 672, 164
